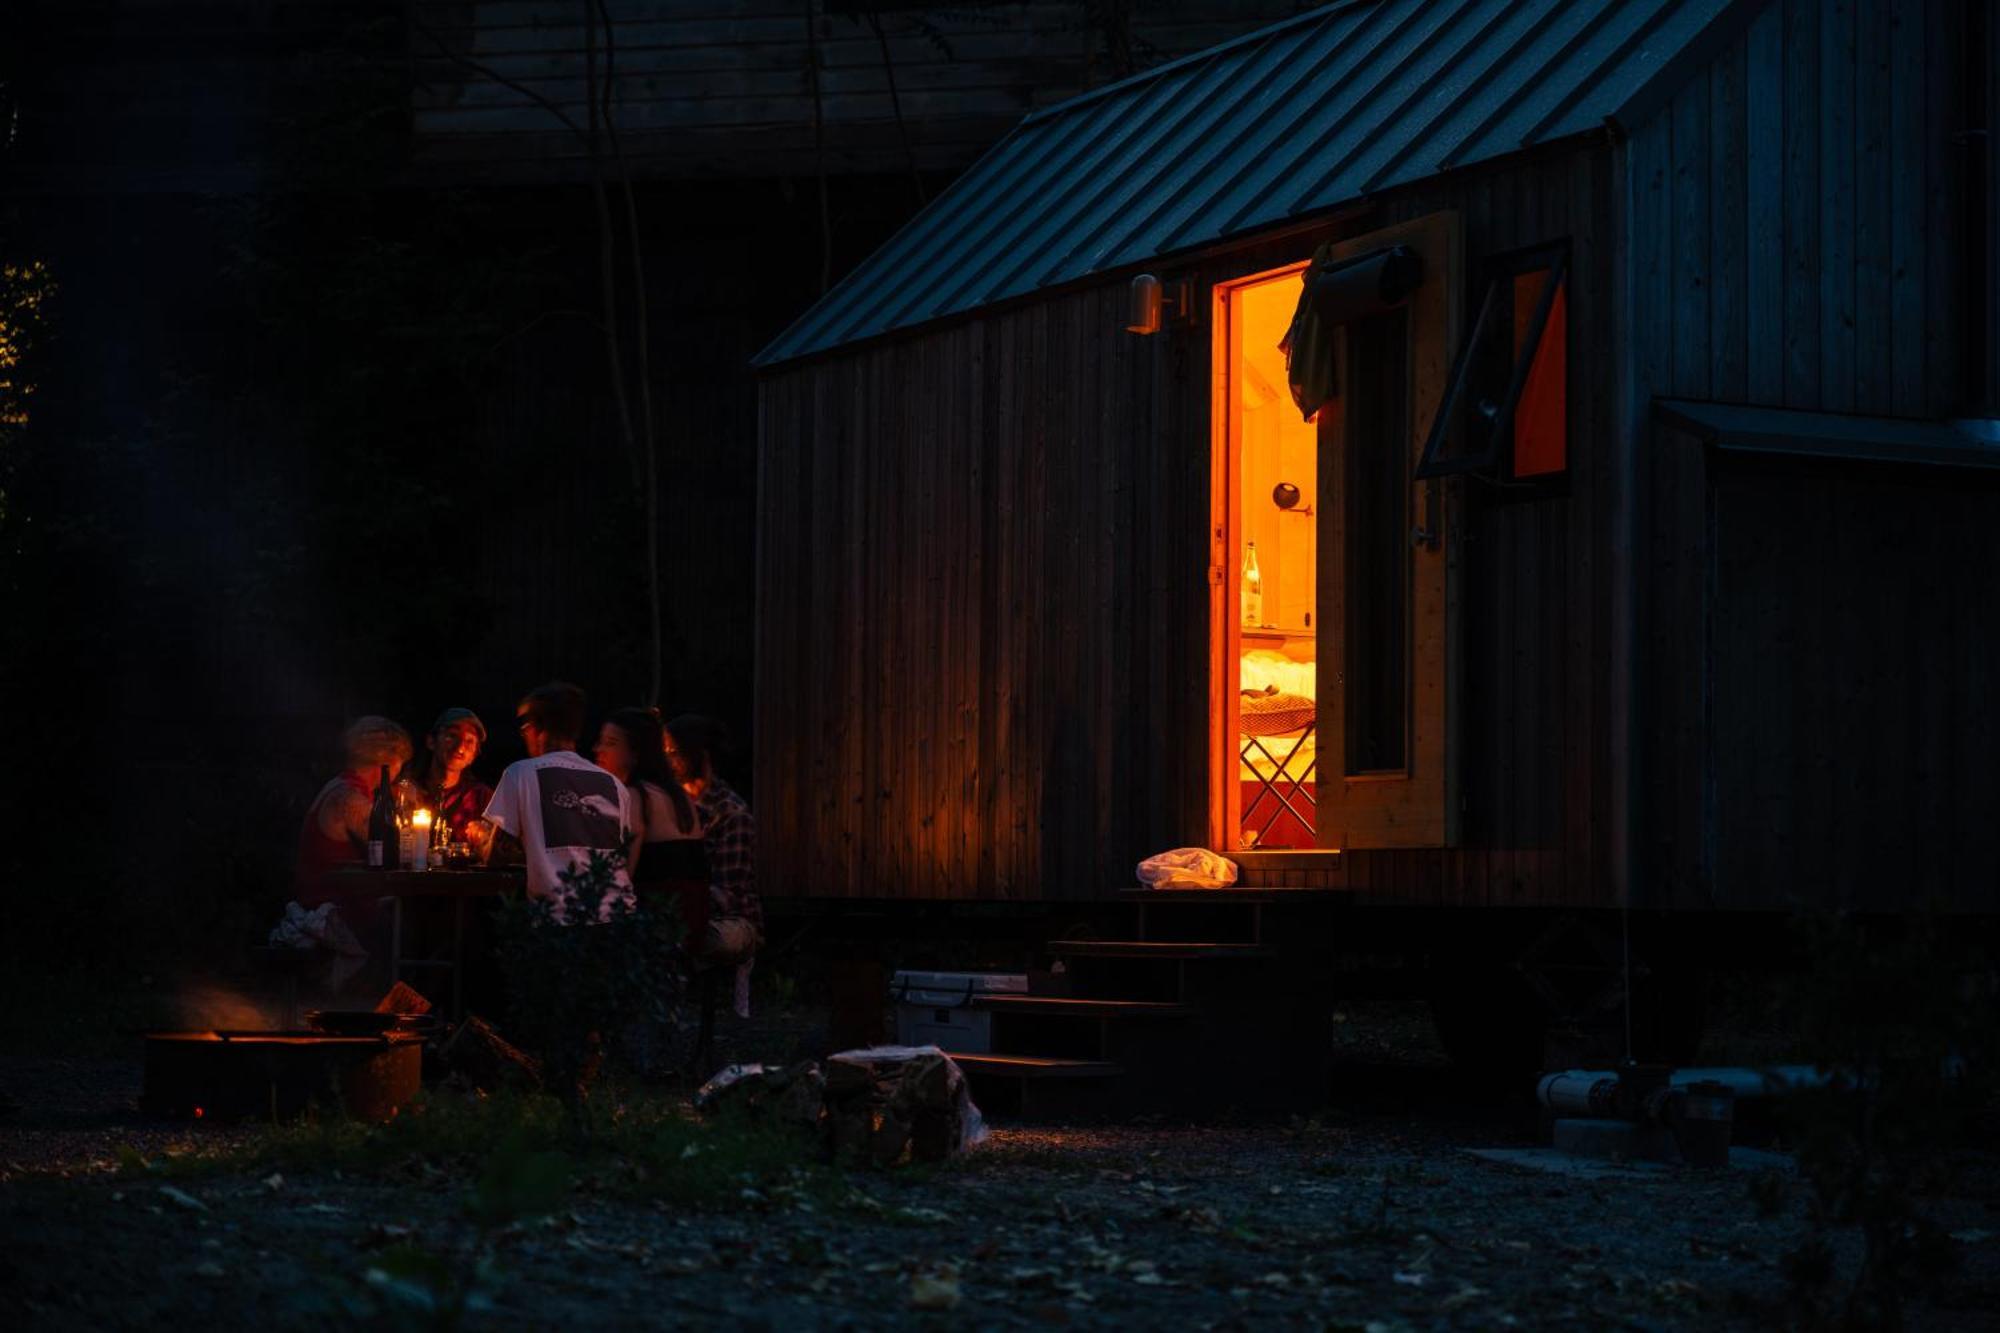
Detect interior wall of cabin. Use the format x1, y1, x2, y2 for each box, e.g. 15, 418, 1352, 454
1630, 0, 1995, 912
1230, 270, 1321, 850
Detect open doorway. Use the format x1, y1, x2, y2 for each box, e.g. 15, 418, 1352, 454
1210, 213, 1460, 855
1221, 265, 1322, 849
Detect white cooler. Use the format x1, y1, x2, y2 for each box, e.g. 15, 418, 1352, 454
891, 970, 1028, 1053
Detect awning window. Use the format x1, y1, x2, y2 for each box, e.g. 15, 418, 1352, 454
1416, 243, 1568, 481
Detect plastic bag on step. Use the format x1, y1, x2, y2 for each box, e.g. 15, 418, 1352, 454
1136, 847, 1239, 889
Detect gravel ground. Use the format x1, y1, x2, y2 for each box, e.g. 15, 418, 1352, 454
3, 994, 1997, 1331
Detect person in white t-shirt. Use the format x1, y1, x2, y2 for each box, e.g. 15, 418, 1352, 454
481, 681, 635, 920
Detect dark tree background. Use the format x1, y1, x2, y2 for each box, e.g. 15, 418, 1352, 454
0, 4, 924, 978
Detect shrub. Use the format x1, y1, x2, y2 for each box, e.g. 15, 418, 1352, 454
490, 854, 683, 1123
1770, 913, 1998, 1330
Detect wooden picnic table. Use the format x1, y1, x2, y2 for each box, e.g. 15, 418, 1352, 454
329, 867, 523, 1018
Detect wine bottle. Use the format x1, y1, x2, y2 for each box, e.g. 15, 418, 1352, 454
368, 764, 398, 870
1241, 541, 1264, 627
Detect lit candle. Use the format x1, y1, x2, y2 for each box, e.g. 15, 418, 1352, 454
411, 809, 433, 871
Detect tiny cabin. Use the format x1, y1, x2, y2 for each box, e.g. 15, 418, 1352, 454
751, 0, 2000, 935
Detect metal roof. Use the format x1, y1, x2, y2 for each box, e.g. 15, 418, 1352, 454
754, 0, 1750, 368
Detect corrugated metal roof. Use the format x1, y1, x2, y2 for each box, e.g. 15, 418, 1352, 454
755, 0, 1748, 368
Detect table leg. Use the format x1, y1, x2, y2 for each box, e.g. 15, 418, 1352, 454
451, 894, 466, 1020
390, 895, 404, 986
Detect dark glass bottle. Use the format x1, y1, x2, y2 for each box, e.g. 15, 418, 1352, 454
367, 764, 399, 870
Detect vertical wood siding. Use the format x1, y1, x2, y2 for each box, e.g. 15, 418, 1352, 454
757, 144, 1620, 906
1700, 452, 2000, 913
1632, 0, 1967, 421
1633, 0, 1991, 911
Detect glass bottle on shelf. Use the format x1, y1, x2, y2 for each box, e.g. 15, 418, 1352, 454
1241, 541, 1264, 627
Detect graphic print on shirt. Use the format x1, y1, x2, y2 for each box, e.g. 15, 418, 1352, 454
535, 765, 623, 850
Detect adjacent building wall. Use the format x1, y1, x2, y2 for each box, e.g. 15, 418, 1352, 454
1631, 0, 1997, 912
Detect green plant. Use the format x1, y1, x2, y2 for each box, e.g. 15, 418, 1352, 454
358, 1127, 571, 1332
490, 854, 684, 1127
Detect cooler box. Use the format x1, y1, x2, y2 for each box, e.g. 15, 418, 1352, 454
891, 970, 1028, 1053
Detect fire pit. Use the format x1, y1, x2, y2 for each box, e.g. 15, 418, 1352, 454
141, 1030, 424, 1123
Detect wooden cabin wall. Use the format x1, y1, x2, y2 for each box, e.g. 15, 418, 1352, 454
1631, 0, 1992, 911
757, 142, 1625, 907
756, 284, 1208, 901
1701, 446, 2000, 914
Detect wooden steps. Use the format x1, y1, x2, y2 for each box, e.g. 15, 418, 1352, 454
931, 893, 1335, 1119
943, 1052, 1121, 1079
973, 996, 1194, 1019
1045, 939, 1276, 959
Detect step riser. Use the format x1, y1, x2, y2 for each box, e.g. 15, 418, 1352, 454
1133, 902, 1266, 945
1055, 954, 1315, 1007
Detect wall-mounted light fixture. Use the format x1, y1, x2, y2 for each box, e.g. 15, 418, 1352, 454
1125, 273, 1190, 335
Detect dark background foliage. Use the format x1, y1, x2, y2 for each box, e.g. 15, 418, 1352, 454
0, 5, 923, 980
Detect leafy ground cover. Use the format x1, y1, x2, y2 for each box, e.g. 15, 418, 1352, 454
5, 1024, 1997, 1331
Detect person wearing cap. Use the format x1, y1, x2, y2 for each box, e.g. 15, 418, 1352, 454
402, 707, 494, 842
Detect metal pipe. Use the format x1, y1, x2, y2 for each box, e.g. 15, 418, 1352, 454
1537, 1065, 1833, 1115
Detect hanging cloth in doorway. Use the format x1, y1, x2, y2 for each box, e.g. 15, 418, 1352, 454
1279, 244, 1424, 422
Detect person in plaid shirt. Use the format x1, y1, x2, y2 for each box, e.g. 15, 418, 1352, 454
666, 714, 761, 962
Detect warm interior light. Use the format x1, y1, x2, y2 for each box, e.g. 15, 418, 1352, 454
1512, 272, 1566, 477
1232, 268, 1320, 850
412, 809, 433, 828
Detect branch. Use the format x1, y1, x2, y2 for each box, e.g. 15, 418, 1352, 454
595, 0, 664, 707
580, 2, 642, 489
804, 1, 831, 293
412, 18, 590, 148
866, 11, 926, 207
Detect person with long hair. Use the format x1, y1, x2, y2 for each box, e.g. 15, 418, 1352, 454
593, 707, 706, 897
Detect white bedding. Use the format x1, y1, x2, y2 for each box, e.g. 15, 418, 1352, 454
1238, 649, 1317, 780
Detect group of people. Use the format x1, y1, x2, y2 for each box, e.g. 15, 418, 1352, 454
291, 682, 759, 974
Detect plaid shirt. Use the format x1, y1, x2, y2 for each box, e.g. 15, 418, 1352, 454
696, 778, 760, 928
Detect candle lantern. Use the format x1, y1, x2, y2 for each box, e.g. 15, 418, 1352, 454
411, 809, 433, 871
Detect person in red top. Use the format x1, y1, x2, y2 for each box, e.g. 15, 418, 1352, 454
295, 716, 413, 920
297, 717, 413, 883
401, 706, 493, 843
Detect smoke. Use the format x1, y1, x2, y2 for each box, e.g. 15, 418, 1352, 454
172, 979, 287, 1033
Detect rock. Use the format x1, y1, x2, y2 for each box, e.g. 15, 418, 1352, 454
696, 1061, 825, 1131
